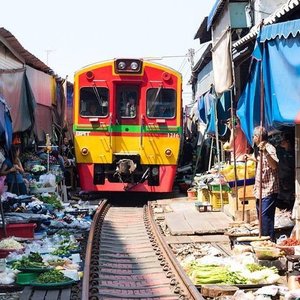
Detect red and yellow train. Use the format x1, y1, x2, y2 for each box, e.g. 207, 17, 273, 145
73, 58, 182, 192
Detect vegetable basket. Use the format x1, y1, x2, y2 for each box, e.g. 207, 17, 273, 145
253, 246, 281, 260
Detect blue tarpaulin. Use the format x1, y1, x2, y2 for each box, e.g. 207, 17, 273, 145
207, 0, 226, 30
237, 58, 262, 145
206, 91, 231, 137
237, 19, 300, 143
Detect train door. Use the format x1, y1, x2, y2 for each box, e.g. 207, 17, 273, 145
116, 85, 139, 124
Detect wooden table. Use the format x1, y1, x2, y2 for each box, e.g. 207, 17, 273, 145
19, 286, 71, 300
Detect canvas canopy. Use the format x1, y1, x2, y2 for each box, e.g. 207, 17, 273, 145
237, 19, 300, 143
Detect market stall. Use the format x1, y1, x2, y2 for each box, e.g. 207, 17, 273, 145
171, 237, 300, 299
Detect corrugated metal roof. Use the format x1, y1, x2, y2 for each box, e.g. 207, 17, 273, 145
0, 27, 54, 74
233, 0, 300, 49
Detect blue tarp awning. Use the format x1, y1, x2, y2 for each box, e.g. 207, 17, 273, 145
260, 19, 300, 42
237, 19, 300, 144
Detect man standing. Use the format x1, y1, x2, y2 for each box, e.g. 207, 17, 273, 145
246, 126, 279, 240
125, 94, 136, 117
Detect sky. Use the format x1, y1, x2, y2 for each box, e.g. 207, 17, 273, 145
0, 0, 215, 104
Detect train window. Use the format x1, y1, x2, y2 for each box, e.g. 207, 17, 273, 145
80, 87, 109, 117
118, 89, 138, 118
146, 88, 176, 118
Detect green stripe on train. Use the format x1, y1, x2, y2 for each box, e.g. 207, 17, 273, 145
73, 124, 182, 134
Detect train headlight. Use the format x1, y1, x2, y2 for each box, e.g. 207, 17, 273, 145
130, 62, 138, 70
165, 148, 172, 157
118, 61, 126, 70
81, 147, 89, 156
114, 59, 142, 74
151, 167, 159, 176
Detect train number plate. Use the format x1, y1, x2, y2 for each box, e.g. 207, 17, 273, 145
75, 131, 90, 136
167, 133, 180, 138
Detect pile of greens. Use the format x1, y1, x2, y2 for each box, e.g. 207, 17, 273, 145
188, 264, 247, 285
38, 194, 63, 210
51, 240, 79, 256
12, 252, 47, 269
36, 270, 68, 283
184, 262, 279, 285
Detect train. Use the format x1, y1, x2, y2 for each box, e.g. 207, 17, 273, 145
73, 58, 182, 192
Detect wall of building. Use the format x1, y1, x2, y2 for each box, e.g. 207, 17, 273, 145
0, 43, 23, 70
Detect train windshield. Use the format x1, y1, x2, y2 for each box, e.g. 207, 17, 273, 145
80, 87, 109, 117
146, 88, 176, 118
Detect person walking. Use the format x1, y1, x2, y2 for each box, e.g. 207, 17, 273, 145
245, 126, 279, 240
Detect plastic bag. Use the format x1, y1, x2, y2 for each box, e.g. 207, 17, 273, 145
39, 174, 56, 187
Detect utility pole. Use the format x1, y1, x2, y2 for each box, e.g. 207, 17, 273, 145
187, 48, 195, 71
45, 49, 55, 65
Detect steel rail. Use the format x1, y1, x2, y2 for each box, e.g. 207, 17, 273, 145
146, 202, 204, 299
82, 200, 204, 299
82, 199, 108, 300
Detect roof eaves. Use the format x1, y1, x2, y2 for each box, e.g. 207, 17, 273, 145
0, 27, 54, 75
194, 17, 212, 44
207, 0, 227, 30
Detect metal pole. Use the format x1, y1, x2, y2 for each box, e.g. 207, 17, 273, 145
242, 156, 248, 222
258, 44, 265, 238
214, 98, 223, 208
208, 138, 214, 171
230, 89, 239, 211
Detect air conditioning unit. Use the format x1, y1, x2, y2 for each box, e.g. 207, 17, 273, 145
229, 2, 251, 29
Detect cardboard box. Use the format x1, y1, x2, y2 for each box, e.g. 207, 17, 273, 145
230, 185, 254, 199
227, 192, 257, 222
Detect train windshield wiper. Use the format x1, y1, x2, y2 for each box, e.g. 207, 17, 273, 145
92, 85, 103, 106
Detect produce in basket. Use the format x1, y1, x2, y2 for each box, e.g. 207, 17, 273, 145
253, 247, 281, 260
0, 237, 24, 250
276, 237, 300, 255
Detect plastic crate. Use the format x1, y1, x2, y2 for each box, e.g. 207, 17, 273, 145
197, 188, 210, 202
209, 191, 229, 209
209, 184, 231, 192
0, 223, 37, 239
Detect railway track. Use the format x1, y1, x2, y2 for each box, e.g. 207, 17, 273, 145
82, 200, 204, 300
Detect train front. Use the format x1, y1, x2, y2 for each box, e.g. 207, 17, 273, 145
73, 58, 182, 192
